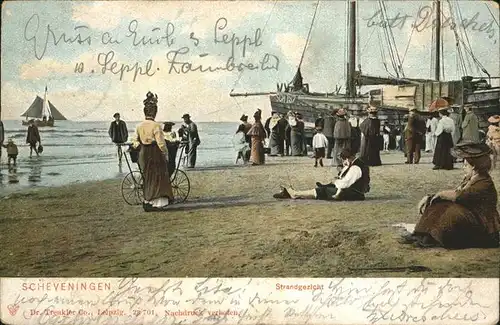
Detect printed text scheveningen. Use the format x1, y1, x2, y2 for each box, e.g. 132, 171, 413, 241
22, 281, 111, 291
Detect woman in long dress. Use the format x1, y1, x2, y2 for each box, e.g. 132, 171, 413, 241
132, 92, 174, 212
359, 107, 382, 166
268, 112, 281, 156
432, 106, 455, 170
400, 142, 499, 249
247, 109, 267, 165
349, 116, 361, 154
289, 113, 305, 156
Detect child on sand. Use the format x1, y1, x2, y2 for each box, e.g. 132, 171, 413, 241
2, 138, 18, 166
312, 127, 329, 167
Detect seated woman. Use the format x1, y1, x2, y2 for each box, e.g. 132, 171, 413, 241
131, 92, 174, 212
401, 142, 500, 249
163, 121, 179, 176
233, 124, 251, 164
273, 148, 370, 201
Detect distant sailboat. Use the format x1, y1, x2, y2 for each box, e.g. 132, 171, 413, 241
21, 86, 67, 127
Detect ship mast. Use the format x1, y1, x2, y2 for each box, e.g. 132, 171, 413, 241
347, 0, 357, 97
434, 0, 441, 81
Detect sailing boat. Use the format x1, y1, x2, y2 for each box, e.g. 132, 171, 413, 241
230, 0, 500, 140
21, 86, 67, 127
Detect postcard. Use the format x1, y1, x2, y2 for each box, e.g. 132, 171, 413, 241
1, 1, 499, 324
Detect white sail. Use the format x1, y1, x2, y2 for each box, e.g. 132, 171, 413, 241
43, 86, 51, 118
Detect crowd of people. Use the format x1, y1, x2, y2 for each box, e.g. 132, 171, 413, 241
270, 97, 499, 250
3, 93, 497, 250
234, 98, 496, 175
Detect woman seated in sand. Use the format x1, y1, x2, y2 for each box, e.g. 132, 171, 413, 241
273, 148, 370, 201
400, 142, 500, 249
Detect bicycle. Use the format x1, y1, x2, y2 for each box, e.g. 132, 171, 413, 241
120, 142, 191, 205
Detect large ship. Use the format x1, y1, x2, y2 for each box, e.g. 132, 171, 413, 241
231, 0, 500, 141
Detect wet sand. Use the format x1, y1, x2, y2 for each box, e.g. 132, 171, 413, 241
0, 151, 499, 277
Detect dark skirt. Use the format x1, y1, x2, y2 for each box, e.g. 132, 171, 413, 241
139, 144, 174, 201
290, 130, 303, 156
314, 147, 325, 159
166, 142, 179, 176
269, 131, 280, 156
350, 127, 361, 154
360, 135, 382, 166
432, 132, 454, 169
415, 200, 499, 249
315, 184, 365, 201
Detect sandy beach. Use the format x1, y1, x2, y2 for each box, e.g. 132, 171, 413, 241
0, 151, 499, 278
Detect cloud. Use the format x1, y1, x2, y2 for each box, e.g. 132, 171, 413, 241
19, 53, 98, 80
4, 47, 272, 122
273, 32, 307, 67
71, 1, 273, 39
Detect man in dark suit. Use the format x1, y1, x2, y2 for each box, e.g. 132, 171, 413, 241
323, 109, 336, 158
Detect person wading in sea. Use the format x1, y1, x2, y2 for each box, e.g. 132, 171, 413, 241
108, 113, 129, 163
182, 113, 200, 168
26, 119, 41, 158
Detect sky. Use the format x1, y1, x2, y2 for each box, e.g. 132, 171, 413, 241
1, 0, 499, 122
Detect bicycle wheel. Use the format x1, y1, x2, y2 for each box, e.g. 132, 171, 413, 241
121, 171, 144, 205
171, 169, 190, 203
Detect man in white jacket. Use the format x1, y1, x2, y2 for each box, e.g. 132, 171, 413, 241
272, 148, 370, 201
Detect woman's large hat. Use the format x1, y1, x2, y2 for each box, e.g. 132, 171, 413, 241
143, 91, 158, 117
254, 109, 262, 119
428, 98, 449, 112
488, 115, 500, 124
240, 114, 248, 121
452, 142, 492, 158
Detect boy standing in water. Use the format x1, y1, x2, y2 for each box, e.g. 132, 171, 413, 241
26, 120, 41, 158
2, 138, 18, 166
312, 127, 329, 167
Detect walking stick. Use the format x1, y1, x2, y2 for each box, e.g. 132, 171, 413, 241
349, 265, 432, 273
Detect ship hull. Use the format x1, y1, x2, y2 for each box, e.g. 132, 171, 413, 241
270, 79, 500, 142
22, 119, 55, 127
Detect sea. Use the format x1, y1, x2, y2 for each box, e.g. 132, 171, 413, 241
0, 120, 242, 194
